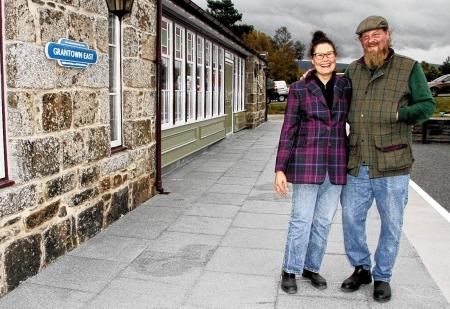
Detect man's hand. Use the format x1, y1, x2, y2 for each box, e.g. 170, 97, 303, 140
274, 171, 289, 197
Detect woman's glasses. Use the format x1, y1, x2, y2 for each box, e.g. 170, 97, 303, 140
313, 51, 336, 60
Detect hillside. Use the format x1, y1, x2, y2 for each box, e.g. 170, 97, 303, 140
297, 60, 348, 72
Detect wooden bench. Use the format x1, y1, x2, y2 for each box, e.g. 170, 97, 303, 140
413, 116, 450, 144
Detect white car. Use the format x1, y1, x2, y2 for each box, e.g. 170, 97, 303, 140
273, 80, 288, 101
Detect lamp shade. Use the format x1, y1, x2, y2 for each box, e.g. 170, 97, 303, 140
105, 0, 135, 18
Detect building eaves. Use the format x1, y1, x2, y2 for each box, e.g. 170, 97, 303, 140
163, 0, 266, 63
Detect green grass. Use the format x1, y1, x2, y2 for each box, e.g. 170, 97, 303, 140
435, 96, 450, 114
267, 102, 286, 114
268, 96, 450, 116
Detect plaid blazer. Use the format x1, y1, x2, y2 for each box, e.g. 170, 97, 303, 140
275, 72, 351, 184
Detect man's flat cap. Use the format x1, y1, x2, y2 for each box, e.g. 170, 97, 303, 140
356, 16, 389, 35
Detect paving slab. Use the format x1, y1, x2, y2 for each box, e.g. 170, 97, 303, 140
241, 200, 292, 215
194, 192, 248, 206
185, 271, 277, 309
185, 202, 240, 218
232, 212, 289, 230
0, 283, 94, 309
205, 247, 284, 277
85, 277, 189, 309
68, 233, 149, 262
221, 227, 287, 251
27, 255, 127, 293
168, 215, 233, 235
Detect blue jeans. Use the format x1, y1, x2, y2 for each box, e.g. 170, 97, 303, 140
341, 166, 409, 282
283, 175, 341, 274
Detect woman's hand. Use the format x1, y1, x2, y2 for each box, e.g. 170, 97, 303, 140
274, 171, 289, 197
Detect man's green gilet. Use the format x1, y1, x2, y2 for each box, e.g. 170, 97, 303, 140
346, 53, 416, 178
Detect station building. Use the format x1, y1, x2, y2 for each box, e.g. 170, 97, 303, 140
0, 0, 267, 295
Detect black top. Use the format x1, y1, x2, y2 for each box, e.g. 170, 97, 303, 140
313, 72, 336, 110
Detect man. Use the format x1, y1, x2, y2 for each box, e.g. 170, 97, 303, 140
340, 16, 435, 303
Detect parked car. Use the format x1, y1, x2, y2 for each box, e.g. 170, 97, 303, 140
428, 74, 450, 97
267, 80, 289, 103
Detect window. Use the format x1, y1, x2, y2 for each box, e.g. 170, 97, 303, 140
196, 36, 204, 119
204, 40, 212, 118
233, 56, 240, 112
186, 31, 196, 122
161, 18, 172, 127
240, 58, 245, 111
174, 24, 185, 124
212, 44, 218, 116
109, 14, 122, 147
232, 55, 245, 113
219, 47, 224, 115
160, 18, 229, 128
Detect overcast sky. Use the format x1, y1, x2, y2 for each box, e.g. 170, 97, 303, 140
193, 0, 450, 65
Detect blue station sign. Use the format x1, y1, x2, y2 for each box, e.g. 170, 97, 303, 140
45, 38, 98, 69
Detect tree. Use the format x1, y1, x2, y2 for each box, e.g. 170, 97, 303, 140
421, 61, 441, 81
206, 0, 254, 38
243, 30, 276, 54
268, 45, 301, 83
273, 26, 292, 48
294, 40, 305, 60
440, 56, 450, 75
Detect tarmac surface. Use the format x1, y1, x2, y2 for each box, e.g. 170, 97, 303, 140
0, 116, 449, 308
411, 142, 450, 211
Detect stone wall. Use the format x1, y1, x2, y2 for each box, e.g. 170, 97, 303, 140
0, 0, 157, 295
245, 56, 267, 128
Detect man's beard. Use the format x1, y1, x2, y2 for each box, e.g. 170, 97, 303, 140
364, 46, 388, 70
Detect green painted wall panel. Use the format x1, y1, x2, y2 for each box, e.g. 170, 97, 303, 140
234, 111, 247, 132
162, 117, 226, 167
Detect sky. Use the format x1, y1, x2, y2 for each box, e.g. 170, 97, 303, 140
193, 0, 450, 65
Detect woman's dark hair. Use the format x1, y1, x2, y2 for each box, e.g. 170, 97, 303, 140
308, 31, 337, 57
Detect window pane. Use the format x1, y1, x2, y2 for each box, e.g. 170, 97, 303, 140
196, 37, 204, 119
161, 57, 170, 125
175, 60, 183, 122
109, 14, 122, 146
187, 63, 195, 120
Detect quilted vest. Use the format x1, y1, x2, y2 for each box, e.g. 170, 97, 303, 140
346, 53, 416, 178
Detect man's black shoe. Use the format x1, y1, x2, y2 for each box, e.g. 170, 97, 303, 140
341, 266, 372, 292
302, 269, 327, 290
281, 270, 297, 294
373, 281, 391, 302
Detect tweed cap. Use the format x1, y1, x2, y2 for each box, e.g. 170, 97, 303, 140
356, 16, 389, 35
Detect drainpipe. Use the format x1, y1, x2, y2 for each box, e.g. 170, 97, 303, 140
155, 0, 164, 193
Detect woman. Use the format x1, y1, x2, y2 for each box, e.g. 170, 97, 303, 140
274, 31, 351, 293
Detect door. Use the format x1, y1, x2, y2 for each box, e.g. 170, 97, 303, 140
224, 61, 233, 134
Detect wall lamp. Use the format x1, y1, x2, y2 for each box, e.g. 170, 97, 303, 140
105, 0, 135, 18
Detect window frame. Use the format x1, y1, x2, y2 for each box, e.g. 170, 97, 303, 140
204, 39, 212, 118
108, 13, 123, 148
174, 24, 185, 125
161, 17, 173, 129
196, 35, 205, 120
160, 17, 236, 129
186, 30, 196, 122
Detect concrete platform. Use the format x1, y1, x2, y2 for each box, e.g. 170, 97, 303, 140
1, 117, 449, 308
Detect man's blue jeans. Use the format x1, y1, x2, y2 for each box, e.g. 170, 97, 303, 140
341, 166, 409, 282
283, 175, 341, 274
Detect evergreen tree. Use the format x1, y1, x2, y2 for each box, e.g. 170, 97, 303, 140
294, 41, 305, 60
440, 56, 450, 75
206, 0, 254, 38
